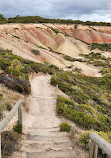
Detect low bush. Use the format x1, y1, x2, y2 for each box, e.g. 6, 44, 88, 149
0, 93, 3, 98
79, 52, 111, 75
91, 43, 111, 52
74, 67, 82, 73
1, 131, 20, 157
50, 27, 59, 34
56, 92, 111, 131
57, 96, 95, 129
6, 104, 12, 111
31, 49, 40, 55
59, 122, 71, 132
64, 55, 75, 62
13, 121, 22, 134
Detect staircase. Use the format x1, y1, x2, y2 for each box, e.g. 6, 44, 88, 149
20, 127, 75, 158
12, 75, 76, 158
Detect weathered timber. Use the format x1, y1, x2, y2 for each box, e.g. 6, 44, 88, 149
18, 105, 22, 125
0, 134, 1, 158
89, 140, 98, 158
71, 125, 75, 138
0, 99, 22, 133
0, 99, 22, 158
89, 132, 111, 158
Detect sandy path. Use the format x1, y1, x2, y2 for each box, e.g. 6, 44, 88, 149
13, 75, 75, 158
23, 75, 60, 132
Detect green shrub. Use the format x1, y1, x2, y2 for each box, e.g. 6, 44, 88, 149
6, 104, 12, 111
59, 122, 71, 132
0, 93, 3, 98
79, 52, 111, 72
13, 121, 22, 134
31, 49, 40, 55
1, 131, 20, 157
74, 67, 82, 73
91, 43, 111, 52
64, 55, 75, 62
50, 27, 59, 34
38, 45, 47, 50
57, 96, 95, 129
74, 24, 78, 29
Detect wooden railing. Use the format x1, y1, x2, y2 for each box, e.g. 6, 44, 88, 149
89, 132, 111, 158
71, 126, 111, 158
0, 99, 23, 158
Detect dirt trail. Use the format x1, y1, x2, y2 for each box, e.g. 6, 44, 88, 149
13, 75, 75, 158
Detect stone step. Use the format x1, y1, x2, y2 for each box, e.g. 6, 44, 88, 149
28, 131, 69, 137
27, 127, 60, 133
21, 145, 73, 153
26, 150, 76, 158
21, 140, 73, 151
26, 134, 70, 142
22, 139, 73, 146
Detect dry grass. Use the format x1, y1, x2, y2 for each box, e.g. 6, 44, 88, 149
0, 84, 24, 106
0, 83, 25, 131
71, 127, 89, 158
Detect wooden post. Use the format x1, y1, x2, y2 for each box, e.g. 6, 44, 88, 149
18, 105, 22, 125
94, 144, 98, 158
71, 125, 75, 138
89, 140, 95, 158
56, 84, 58, 91
0, 133, 1, 158
89, 132, 111, 157
89, 140, 98, 158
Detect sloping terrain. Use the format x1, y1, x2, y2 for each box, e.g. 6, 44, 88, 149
0, 24, 89, 60
57, 24, 111, 44
1, 23, 110, 76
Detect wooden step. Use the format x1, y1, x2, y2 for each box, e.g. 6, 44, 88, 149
26, 150, 76, 158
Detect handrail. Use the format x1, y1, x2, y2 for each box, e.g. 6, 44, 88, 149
89, 132, 111, 158
0, 99, 23, 158
71, 126, 111, 158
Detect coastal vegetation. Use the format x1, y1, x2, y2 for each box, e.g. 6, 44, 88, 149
0, 48, 111, 154
0, 14, 111, 26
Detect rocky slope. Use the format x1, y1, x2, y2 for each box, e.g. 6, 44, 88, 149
1, 24, 111, 58
1, 23, 111, 76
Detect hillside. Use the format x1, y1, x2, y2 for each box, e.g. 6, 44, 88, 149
1, 23, 111, 77
0, 23, 111, 158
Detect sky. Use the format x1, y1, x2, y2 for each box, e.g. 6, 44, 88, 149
0, 0, 111, 22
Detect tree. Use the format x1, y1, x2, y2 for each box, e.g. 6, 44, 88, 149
74, 24, 78, 29
15, 15, 20, 19
0, 14, 5, 21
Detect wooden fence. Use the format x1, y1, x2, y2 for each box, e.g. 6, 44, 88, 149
71, 126, 111, 158
89, 132, 111, 158
0, 99, 22, 158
